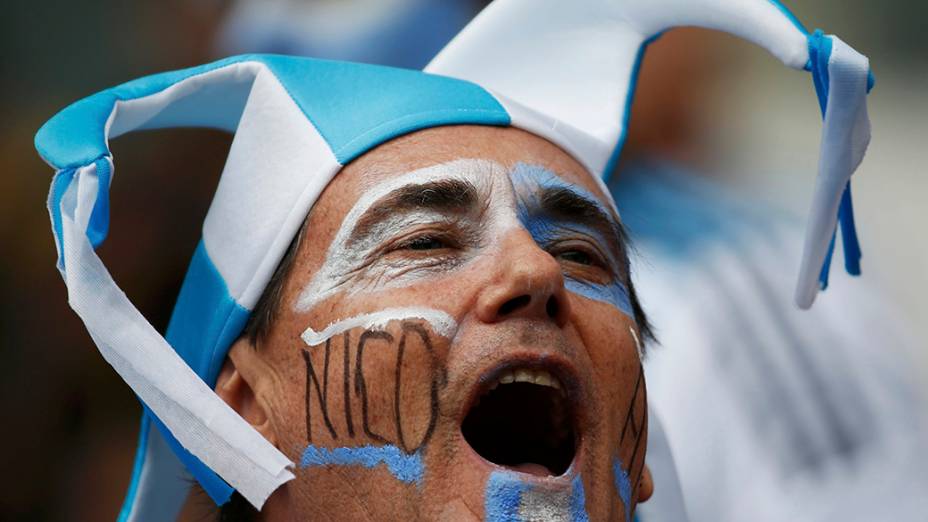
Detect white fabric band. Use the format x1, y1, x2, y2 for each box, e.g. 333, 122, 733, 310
54, 160, 294, 508
795, 36, 871, 308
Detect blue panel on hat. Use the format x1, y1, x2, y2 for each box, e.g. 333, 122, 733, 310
166, 240, 250, 386
37, 53, 514, 512
156, 240, 251, 505
258, 55, 510, 164
35, 55, 257, 170
36, 54, 510, 172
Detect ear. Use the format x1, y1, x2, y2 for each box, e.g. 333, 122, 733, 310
637, 465, 654, 504
215, 337, 278, 447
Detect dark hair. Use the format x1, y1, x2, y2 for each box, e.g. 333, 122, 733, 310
627, 272, 656, 348
616, 223, 657, 349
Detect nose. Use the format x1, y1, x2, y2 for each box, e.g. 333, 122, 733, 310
475, 229, 571, 327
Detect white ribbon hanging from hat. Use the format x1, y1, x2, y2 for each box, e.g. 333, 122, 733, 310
45, 64, 302, 509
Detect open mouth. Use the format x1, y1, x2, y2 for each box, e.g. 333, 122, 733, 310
461, 366, 578, 477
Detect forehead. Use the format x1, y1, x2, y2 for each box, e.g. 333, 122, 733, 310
319, 125, 610, 211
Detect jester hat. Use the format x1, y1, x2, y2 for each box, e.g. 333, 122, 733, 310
35, 0, 873, 519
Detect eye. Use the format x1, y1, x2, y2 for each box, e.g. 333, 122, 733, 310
381, 226, 469, 258
557, 249, 594, 266
547, 240, 612, 275
402, 235, 447, 251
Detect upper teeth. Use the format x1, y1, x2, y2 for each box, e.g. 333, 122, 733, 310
489, 368, 563, 394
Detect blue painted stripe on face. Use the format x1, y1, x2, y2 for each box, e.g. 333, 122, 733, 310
613, 457, 633, 522
565, 279, 633, 318
484, 471, 528, 522
510, 163, 610, 218
510, 163, 633, 318
300, 444, 424, 484
570, 474, 590, 522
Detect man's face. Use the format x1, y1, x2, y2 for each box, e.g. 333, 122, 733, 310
226, 126, 651, 520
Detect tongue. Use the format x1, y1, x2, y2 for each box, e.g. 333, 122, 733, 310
509, 462, 554, 477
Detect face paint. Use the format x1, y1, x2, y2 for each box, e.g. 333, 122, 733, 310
484, 471, 528, 521
291, 157, 639, 519
300, 444, 424, 485
509, 163, 633, 317
612, 458, 633, 522
615, 364, 647, 520
301, 307, 458, 346
564, 278, 632, 318
300, 316, 448, 448
297, 303, 452, 498
629, 326, 644, 360
296, 159, 633, 321
294, 159, 516, 312
483, 471, 589, 521
568, 475, 590, 522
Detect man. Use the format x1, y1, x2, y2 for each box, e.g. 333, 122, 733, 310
35, 0, 872, 520
187, 124, 655, 519
218, 5, 923, 520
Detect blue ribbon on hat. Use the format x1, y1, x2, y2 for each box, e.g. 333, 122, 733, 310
807, 29, 873, 290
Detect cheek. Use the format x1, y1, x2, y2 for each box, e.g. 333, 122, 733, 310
280, 318, 452, 480
614, 360, 647, 507
348, 324, 446, 453
568, 295, 640, 405
568, 297, 648, 509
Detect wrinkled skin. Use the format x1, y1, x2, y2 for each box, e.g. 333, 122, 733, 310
193, 126, 652, 520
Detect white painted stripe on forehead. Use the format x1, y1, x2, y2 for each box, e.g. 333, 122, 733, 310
300, 307, 458, 346
294, 158, 508, 312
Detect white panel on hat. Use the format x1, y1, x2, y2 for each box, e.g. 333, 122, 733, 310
108, 62, 260, 139
621, 0, 808, 67
427, 0, 808, 171
492, 91, 623, 218
489, 91, 613, 177
203, 65, 341, 309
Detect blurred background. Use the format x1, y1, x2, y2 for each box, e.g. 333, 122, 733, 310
1, 0, 924, 520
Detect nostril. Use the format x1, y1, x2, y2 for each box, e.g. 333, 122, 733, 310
545, 296, 559, 319
498, 295, 531, 316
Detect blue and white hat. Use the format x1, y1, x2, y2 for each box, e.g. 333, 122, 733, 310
34, 0, 873, 519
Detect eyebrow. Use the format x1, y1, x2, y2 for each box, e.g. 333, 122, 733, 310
347, 178, 479, 246
539, 186, 629, 267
